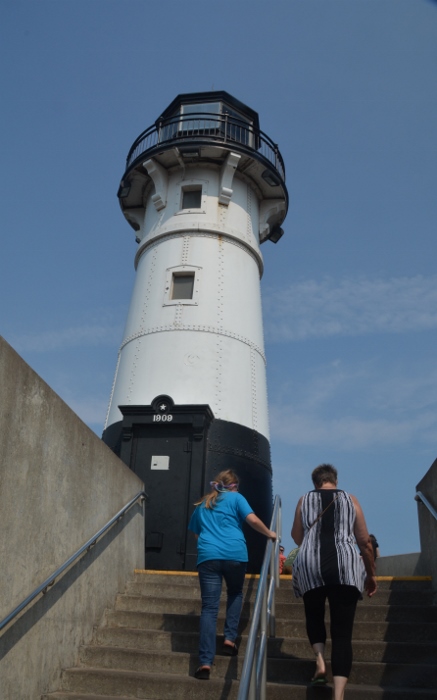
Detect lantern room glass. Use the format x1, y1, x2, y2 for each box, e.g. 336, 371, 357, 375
160, 100, 253, 147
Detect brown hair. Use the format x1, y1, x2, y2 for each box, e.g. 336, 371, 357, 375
311, 463, 338, 488
194, 470, 240, 509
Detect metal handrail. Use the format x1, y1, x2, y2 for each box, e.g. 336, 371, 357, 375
124, 111, 286, 182
415, 490, 437, 520
237, 495, 282, 700
0, 490, 148, 632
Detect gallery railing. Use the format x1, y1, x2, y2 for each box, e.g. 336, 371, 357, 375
124, 112, 285, 182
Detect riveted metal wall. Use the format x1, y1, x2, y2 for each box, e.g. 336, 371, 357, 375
105, 167, 269, 440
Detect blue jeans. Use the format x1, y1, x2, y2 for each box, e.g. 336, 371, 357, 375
197, 559, 247, 666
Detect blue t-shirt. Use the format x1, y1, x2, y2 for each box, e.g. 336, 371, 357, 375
188, 491, 254, 565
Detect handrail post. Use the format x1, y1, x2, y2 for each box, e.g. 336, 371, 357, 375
269, 545, 276, 638
249, 649, 256, 700
277, 505, 282, 582
259, 590, 267, 700
237, 495, 281, 700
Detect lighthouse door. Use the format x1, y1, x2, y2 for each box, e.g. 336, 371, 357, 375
130, 423, 194, 571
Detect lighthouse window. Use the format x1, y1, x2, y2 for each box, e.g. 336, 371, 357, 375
181, 186, 202, 210
222, 106, 252, 146
182, 102, 221, 116
164, 265, 201, 306
171, 272, 195, 300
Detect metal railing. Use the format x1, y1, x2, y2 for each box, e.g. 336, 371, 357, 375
237, 495, 282, 700
415, 491, 437, 521
0, 490, 147, 632
125, 112, 286, 182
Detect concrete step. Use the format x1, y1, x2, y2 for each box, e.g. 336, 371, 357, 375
114, 593, 437, 623
49, 658, 437, 698
132, 572, 433, 591
41, 574, 436, 700
126, 581, 434, 608
42, 684, 437, 700
267, 686, 437, 699
127, 576, 434, 606
105, 609, 437, 642
55, 668, 241, 699
91, 626, 437, 664
41, 695, 134, 700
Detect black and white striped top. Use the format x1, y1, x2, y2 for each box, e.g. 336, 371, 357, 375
292, 489, 366, 598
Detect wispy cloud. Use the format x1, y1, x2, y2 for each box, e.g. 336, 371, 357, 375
269, 406, 434, 450
9, 323, 122, 353
263, 275, 437, 342
268, 360, 437, 450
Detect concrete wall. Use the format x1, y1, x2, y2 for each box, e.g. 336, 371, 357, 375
0, 336, 144, 699
367, 459, 436, 583
416, 458, 437, 602
375, 552, 430, 577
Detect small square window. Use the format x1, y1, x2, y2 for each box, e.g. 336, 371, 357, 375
163, 265, 201, 306
182, 187, 202, 210
171, 272, 195, 300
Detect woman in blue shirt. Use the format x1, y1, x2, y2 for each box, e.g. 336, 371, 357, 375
188, 469, 276, 680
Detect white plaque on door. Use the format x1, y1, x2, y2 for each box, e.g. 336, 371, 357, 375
151, 455, 170, 470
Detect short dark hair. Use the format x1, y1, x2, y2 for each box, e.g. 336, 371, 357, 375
311, 463, 338, 488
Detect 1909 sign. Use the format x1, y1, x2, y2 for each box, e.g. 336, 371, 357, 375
152, 414, 173, 422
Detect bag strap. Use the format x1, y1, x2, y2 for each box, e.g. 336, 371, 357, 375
309, 493, 339, 530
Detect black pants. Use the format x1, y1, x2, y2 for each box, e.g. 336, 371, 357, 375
303, 585, 360, 678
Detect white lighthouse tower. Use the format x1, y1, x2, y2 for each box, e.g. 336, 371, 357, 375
103, 92, 288, 571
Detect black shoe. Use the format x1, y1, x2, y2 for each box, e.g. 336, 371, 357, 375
194, 666, 211, 680
222, 642, 238, 656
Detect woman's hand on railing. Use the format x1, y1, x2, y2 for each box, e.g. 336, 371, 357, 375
245, 513, 276, 540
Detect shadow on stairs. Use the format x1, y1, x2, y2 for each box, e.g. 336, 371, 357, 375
41, 571, 437, 700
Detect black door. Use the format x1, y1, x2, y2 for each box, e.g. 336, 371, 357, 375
130, 423, 193, 570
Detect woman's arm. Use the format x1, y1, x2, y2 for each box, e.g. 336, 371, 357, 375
245, 513, 276, 540
291, 497, 304, 545
351, 494, 377, 597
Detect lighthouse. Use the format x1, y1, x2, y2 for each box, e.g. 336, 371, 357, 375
103, 92, 288, 571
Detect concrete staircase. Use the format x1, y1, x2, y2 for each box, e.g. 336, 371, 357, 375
42, 571, 437, 699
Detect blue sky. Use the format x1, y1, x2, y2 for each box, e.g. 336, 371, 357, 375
1, 0, 436, 557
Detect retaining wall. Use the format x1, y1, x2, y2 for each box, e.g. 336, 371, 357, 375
416, 458, 437, 602
0, 336, 144, 699
375, 552, 430, 577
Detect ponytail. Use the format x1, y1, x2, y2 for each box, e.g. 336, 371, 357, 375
194, 470, 240, 509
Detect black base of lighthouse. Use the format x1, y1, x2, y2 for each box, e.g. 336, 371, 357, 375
204, 419, 272, 573
102, 397, 272, 573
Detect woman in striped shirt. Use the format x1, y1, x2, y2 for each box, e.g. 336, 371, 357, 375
291, 464, 377, 700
